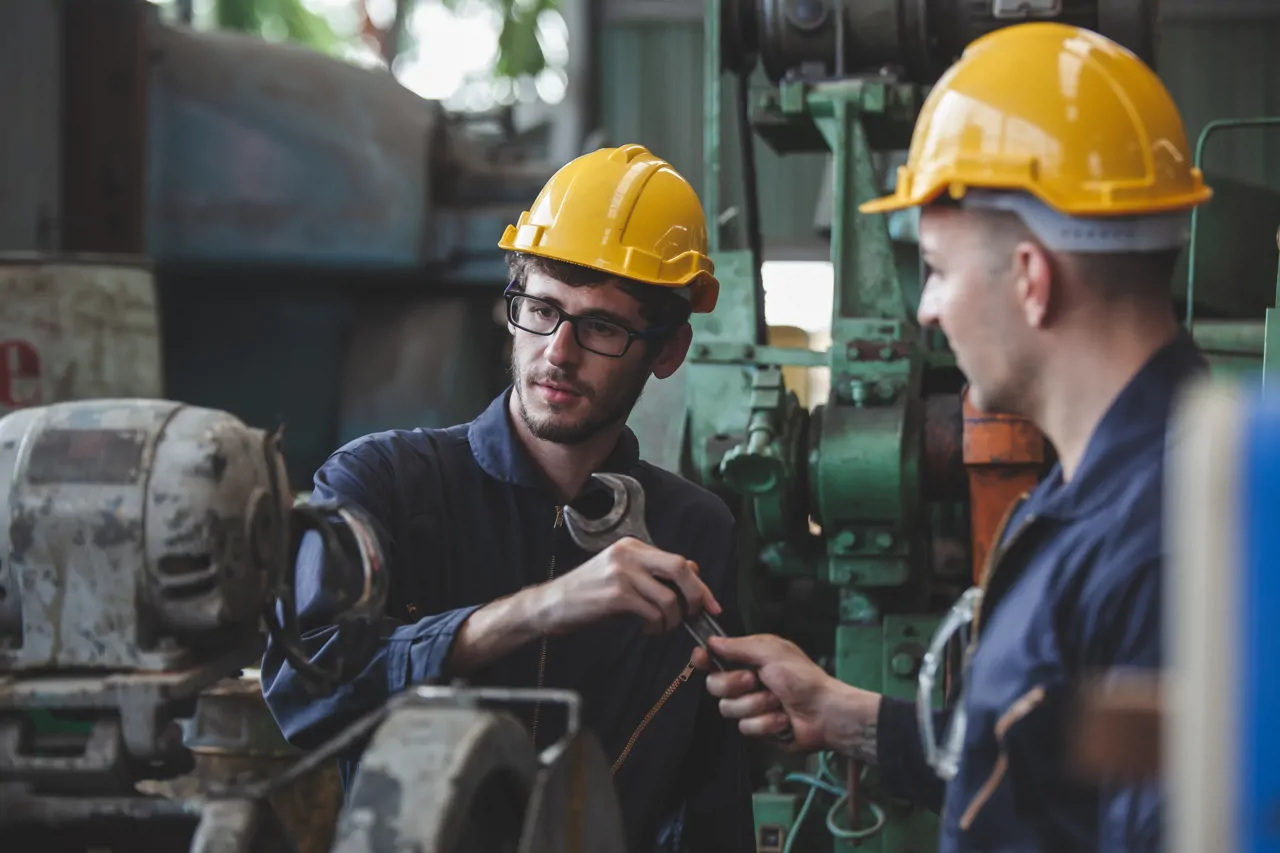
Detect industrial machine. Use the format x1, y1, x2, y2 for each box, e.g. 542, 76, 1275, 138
0, 398, 629, 853
0, 398, 379, 849
669, 1, 1280, 851
0, 0, 557, 489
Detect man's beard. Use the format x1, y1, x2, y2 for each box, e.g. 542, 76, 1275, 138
511, 356, 648, 445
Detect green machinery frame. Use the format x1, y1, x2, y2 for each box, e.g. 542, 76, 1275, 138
685, 2, 1280, 851
687, 2, 961, 851
1182, 116, 1280, 384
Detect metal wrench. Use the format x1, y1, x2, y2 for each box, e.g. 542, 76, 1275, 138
563, 472, 794, 742
562, 472, 732, 666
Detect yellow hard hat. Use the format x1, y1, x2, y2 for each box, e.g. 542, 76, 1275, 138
860, 22, 1213, 218
499, 144, 719, 313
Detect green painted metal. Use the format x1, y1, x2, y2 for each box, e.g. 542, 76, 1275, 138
1185, 117, 1280, 330
752, 785, 801, 853
687, 5, 950, 850
831, 614, 943, 853
1263, 187, 1280, 387
598, 6, 1280, 849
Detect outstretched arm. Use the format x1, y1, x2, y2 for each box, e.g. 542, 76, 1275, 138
260, 448, 483, 749
697, 634, 949, 812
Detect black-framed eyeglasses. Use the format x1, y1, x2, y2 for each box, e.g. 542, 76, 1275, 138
503, 283, 669, 358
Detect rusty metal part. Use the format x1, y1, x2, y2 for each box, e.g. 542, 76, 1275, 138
61, 0, 148, 254
0, 399, 291, 669
140, 674, 343, 853
1069, 671, 1162, 783
922, 392, 966, 502
2, 793, 295, 853
962, 390, 1046, 583
189, 798, 296, 853
0, 641, 259, 774
327, 684, 627, 853
516, 727, 629, 853
331, 705, 539, 853
0, 254, 162, 420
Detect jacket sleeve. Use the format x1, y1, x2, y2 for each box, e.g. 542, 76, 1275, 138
876, 696, 949, 813
1084, 556, 1163, 853
260, 447, 483, 750
676, 534, 758, 853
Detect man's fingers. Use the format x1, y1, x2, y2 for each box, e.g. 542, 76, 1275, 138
739, 711, 793, 739
631, 546, 722, 616
617, 590, 667, 634
705, 634, 790, 668
628, 571, 684, 631
706, 669, 760, 699
719, 691, 781, 720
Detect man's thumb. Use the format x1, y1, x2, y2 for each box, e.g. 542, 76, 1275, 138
706, 633, 777, 667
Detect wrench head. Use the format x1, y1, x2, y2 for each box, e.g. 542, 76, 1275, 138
562, 472, 648, 552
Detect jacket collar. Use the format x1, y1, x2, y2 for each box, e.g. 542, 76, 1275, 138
467, 386, 642, 492
1025, 331, 1208, 520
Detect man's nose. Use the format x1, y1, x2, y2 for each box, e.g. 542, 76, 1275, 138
546, 321, 582, 365
916, 278, 941, 329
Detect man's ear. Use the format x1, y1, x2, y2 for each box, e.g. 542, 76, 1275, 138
651, 323, 693, 379
1014, 241, 1054, 329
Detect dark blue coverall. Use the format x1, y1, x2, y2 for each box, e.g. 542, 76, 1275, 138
877, 334, 1206, 853
260, 389, 756, 853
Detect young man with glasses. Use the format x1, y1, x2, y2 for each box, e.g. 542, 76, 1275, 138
696, 23, 1211, 853
261, 144, 754, 853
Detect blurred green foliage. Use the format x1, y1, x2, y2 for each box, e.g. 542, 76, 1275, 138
441, 0, 559, 79
213, 0, 339, 51
213, 0, 561, 81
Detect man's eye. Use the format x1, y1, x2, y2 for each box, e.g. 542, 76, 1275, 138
585, 320, 624, 338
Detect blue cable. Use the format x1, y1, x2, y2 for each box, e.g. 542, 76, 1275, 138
780, 752, 886, 851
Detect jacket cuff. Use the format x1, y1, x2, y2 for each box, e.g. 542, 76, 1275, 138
876, 695, 930, 802
387, 604, 485, 693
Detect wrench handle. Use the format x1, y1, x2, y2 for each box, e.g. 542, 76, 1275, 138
664, 586, 795, 744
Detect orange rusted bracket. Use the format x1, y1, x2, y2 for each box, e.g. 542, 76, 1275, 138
962, 388, 1045, 583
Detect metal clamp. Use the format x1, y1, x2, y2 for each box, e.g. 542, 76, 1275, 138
918, 586, 982, 780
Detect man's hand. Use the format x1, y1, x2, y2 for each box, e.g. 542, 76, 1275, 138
533, 536, 721, 636
447, 537, 719, 675
692, 634, 882, 762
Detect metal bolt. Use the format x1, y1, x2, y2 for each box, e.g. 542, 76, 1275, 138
833, 530, 858, 553
874, 531, 894, 550
880, 346, 895, 359
891, 652, 916, 677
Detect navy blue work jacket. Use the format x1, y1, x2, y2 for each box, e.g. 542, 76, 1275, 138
877, 333, 1207, 853
259, 389, 755, 853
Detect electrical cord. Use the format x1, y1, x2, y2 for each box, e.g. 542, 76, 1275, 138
782, 751, 886, 853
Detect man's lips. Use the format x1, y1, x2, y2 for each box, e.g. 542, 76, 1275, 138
534, 380, 584, 402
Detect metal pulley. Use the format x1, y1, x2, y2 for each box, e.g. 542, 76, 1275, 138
722, 0, 1159, 83
328, 687, 628, 853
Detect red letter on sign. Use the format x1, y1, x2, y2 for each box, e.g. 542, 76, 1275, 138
0, 340, 42, 408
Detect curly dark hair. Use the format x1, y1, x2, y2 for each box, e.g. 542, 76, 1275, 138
505, 252, 694, 334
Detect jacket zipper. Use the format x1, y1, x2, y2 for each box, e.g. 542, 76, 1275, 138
971, 493, 1035, 639
610, 657, 696, 776
530, 504, 564, 749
